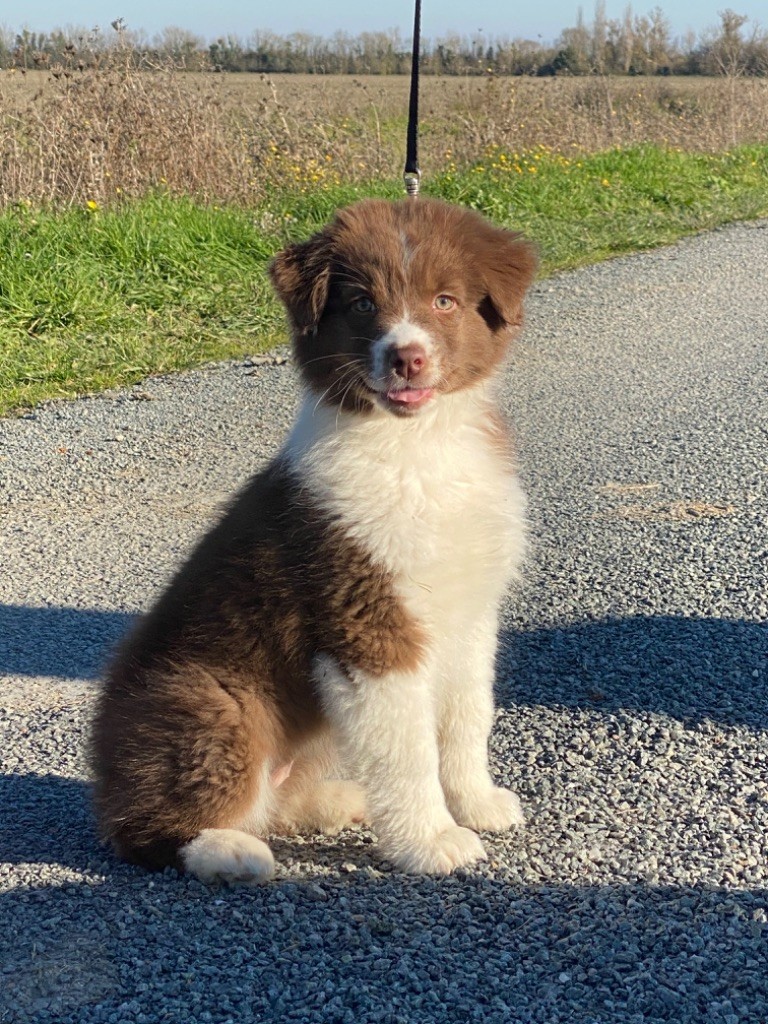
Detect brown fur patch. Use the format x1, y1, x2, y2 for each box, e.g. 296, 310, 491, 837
91, 462, 424, 870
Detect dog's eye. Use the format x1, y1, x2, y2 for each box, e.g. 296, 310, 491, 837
434, 295, 457, 312
351, 296, 376, 314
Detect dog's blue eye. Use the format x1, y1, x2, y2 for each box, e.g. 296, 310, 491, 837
351, 296, 376, 314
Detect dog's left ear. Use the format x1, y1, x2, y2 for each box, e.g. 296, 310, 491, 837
479, 230, 539, 332
269, 231, 334, 334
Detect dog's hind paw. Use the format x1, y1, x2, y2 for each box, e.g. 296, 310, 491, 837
272, 779, 369, 835
315, 779, 369, 833
180, 829, 275, 885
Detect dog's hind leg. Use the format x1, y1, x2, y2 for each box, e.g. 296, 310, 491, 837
179, 756, 279, 885
94, 666, 281, 884
269, 736, 368, 835
180, 829, 275, 884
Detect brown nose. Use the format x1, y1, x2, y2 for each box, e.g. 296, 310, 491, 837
390, 343, 428, 381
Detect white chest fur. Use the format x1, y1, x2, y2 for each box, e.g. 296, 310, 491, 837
284, 387, 526, 633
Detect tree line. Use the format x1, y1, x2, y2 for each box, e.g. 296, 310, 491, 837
3, 8, 767, 77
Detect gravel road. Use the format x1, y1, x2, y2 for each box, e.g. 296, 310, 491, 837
1, 220, 767, 1024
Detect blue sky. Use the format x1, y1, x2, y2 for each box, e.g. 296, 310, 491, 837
6, 1, 766, 46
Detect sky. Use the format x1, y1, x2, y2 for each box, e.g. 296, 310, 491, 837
6, 0, 766, 47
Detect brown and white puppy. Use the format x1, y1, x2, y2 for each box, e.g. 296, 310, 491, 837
91, 198, 538, 883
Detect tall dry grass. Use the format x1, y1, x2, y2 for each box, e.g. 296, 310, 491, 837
1, 60, 767, 208
0, 57, 252, 206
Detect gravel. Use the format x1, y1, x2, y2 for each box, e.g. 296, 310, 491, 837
1, 219, 767, 1023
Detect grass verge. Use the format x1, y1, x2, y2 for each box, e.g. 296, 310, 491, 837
1, 143, 766, 415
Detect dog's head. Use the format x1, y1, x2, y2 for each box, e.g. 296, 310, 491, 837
270, 198, 538, 416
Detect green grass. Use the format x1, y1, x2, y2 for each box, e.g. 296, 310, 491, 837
0, 197, 287, 413
435, 143, 768, 272
1, 143, 767, 415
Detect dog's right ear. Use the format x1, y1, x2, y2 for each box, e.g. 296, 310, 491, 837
269, 231, 334, 335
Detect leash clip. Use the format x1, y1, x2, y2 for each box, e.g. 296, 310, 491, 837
403, 169, 421, 198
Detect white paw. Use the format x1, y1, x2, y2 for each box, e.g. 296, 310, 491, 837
180, 828, 275, 885
451, 786, 525, 833
390, 825, 487, 875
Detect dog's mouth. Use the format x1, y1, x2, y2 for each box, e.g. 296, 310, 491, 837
376, 386, 436, 414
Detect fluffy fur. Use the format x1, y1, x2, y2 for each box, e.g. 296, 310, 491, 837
91, 197, 538, 882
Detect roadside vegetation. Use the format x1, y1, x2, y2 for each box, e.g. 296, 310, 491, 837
2, 141, 766, 415
1, 26, 767, 413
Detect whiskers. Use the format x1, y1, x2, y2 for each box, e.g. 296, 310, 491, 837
310, 357, 368, 417
299, 353, 348, 369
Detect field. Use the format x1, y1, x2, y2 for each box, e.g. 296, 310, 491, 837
3, 70, 768, 205
1, 68, 767, 413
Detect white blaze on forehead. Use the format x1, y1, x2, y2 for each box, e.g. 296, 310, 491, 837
372, 316, 435, 379
399, 230, 415, 269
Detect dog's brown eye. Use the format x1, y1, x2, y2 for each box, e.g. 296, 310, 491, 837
351, 296, 376, 314
434, 295, 456, 312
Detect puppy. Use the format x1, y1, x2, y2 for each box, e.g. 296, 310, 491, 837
91, 197, 538, 883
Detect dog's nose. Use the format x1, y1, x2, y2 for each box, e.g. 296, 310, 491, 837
390, 343, 428, 381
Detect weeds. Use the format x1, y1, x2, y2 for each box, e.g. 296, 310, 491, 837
2, 66, 768, 208
0, 56, 252, 206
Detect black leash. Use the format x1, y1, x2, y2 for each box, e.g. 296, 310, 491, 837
404, 0, 421, 197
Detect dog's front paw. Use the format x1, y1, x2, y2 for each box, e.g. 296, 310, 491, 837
389, 825, 487, 875
451, 786, 525, 833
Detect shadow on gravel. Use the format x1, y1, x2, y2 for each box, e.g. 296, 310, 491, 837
498, 615, 767, 730
0, 865, 765, 1023
0, 774, 98, 871
0, 604, 132, 680
3, 770, 767, 1021
2, 606, 765, 729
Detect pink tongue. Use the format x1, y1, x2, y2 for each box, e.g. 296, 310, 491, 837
387, 388, 434, 404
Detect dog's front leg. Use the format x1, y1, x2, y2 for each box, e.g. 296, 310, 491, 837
436, 615, 525, 833
314, 655, 486, 874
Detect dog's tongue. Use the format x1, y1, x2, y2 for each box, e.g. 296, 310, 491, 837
387, 387, 434, 405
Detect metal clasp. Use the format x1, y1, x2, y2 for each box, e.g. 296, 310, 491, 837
403, 169, 421, 198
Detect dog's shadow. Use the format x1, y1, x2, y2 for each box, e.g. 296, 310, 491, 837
1, 859, 765, 1023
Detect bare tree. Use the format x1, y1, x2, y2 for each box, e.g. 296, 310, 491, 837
706, 9, 750, 75
591, 0, 608, 71
621, 4, 635, 72
153, 26, 206, 67
702, 10, 763, 144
